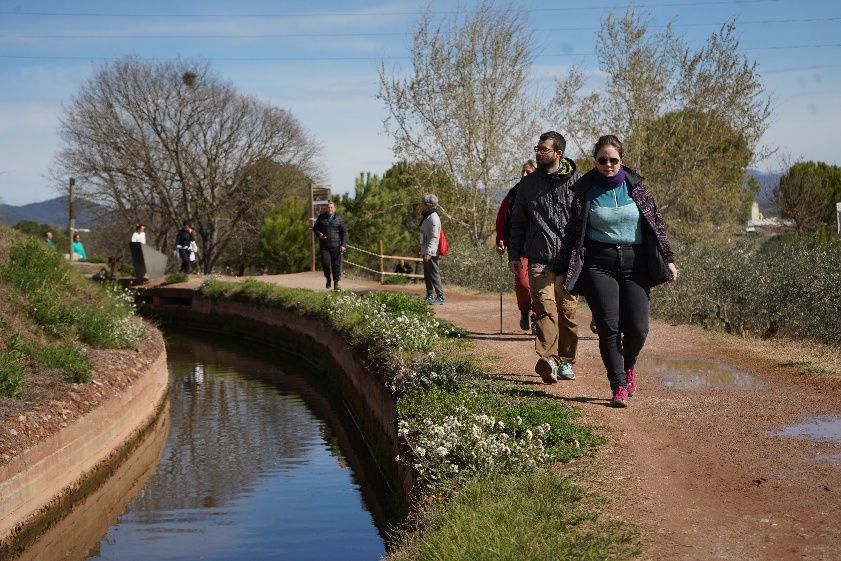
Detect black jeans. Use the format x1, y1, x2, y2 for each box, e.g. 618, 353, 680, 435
582, 241, 651, 390
320, 247, 343, 283
178, 248, 191, 273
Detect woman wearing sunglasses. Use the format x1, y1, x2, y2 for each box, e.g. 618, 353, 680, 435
556, 135, 677, 407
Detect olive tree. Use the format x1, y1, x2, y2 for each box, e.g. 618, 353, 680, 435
55, 57, 316, 272
774, 161, 841, 233
378, 1, 540, 245
549, 12, 771, 231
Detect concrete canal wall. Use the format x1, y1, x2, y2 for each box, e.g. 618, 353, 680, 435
0, 340, 169, 553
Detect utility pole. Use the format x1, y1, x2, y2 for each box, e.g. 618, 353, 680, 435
68, 178, 76, 260
836, 202, 841, 237
309, 182, 316, 272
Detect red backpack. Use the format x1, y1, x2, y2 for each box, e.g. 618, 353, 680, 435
438, 227, 449, 256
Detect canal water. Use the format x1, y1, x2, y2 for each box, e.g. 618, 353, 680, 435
20, 332, 387, 561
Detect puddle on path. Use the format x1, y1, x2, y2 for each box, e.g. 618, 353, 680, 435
817, 454, 841, 466
772, 416, 841, 443
636, 356, 769, 390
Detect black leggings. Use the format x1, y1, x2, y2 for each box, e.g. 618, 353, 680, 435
582, 241, 651, 390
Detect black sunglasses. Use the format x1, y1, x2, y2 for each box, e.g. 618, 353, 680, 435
596, 157, 620, 165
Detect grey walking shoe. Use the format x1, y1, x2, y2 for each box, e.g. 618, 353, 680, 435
534, 357, 558, 384
433, 294, 446, 305
557, 362, 576, 380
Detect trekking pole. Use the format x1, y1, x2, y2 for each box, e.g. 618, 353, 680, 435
499, 253, 504, 334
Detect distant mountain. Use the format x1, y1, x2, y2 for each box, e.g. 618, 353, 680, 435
748, 169, 782, 217
0, 196, 106, 227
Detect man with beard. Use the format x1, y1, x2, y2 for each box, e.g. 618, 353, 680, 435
508, 131, 581, 384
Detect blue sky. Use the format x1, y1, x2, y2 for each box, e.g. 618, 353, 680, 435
0, 0, 839, 206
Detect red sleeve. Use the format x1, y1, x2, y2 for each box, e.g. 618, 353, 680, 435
495, 197, 510, 246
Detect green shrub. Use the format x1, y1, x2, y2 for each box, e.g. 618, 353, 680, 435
74, 283, 144, 348
1, 240, 143, 350
26, 341, 92, 383
0, 333, 25, 397
165, 272, 189, 284
439, 243, 513, 294
383, 274, 410, 285
1, 239, 74, 293
652, 234, 841, 346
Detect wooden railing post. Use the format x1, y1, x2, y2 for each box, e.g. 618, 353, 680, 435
378, 240, 385, 284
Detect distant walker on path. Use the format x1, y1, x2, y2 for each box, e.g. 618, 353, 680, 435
418, 193, 445, 305
312, 201, 346, 290
173, 223, 194, 274
131, 224, 146, 244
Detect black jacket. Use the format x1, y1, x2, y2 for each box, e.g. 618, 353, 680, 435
507, 157, 579, 267
312, 212, 346, 249
174, 228, 193, 249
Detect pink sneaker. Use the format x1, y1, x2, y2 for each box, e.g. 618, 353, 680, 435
626, 368, 636, 397
611, 386, 629, 408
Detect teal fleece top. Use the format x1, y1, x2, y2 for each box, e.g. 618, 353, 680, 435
586, 181, 643, 244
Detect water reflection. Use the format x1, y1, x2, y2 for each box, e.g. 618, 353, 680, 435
87, 333, 385, 561
636, 356, 769, 390
771, 416, 841, 443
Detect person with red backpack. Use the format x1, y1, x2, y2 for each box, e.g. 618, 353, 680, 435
418, 193, 446, 305
496, 159, 537, 331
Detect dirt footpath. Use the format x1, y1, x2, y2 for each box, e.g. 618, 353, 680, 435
261, 272, 841, 561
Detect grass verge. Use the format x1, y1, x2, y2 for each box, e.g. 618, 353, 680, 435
0, 228, 145, 396
390, 473, 639, 561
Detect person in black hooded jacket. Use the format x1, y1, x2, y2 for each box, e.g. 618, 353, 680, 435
507, 131, 581, 384
312, 201, 346, 290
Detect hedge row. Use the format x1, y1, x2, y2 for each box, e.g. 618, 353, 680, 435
652, 234, 840, 346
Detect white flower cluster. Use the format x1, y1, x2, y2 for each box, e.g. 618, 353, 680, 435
99, 283, 145, 346
397, 409, 551, 488
326, 292, 440, 352
109, 314, 146, 347
104, 282, 137, 312
385, 352, 460, 394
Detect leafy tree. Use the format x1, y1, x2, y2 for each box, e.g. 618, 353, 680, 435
549, 11, 770, 233
639, 109, 756, 228
774, 161, 841, 234
338, 162, 460, 255
378, 1, 540, 245
55, 57, 316, 273
259, 198, 310, 274
219, 161, 312, 275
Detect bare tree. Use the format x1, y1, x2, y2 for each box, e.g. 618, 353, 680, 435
549, 12, 771, 232
55, 57, 316, 272
378, 1, 540, 245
